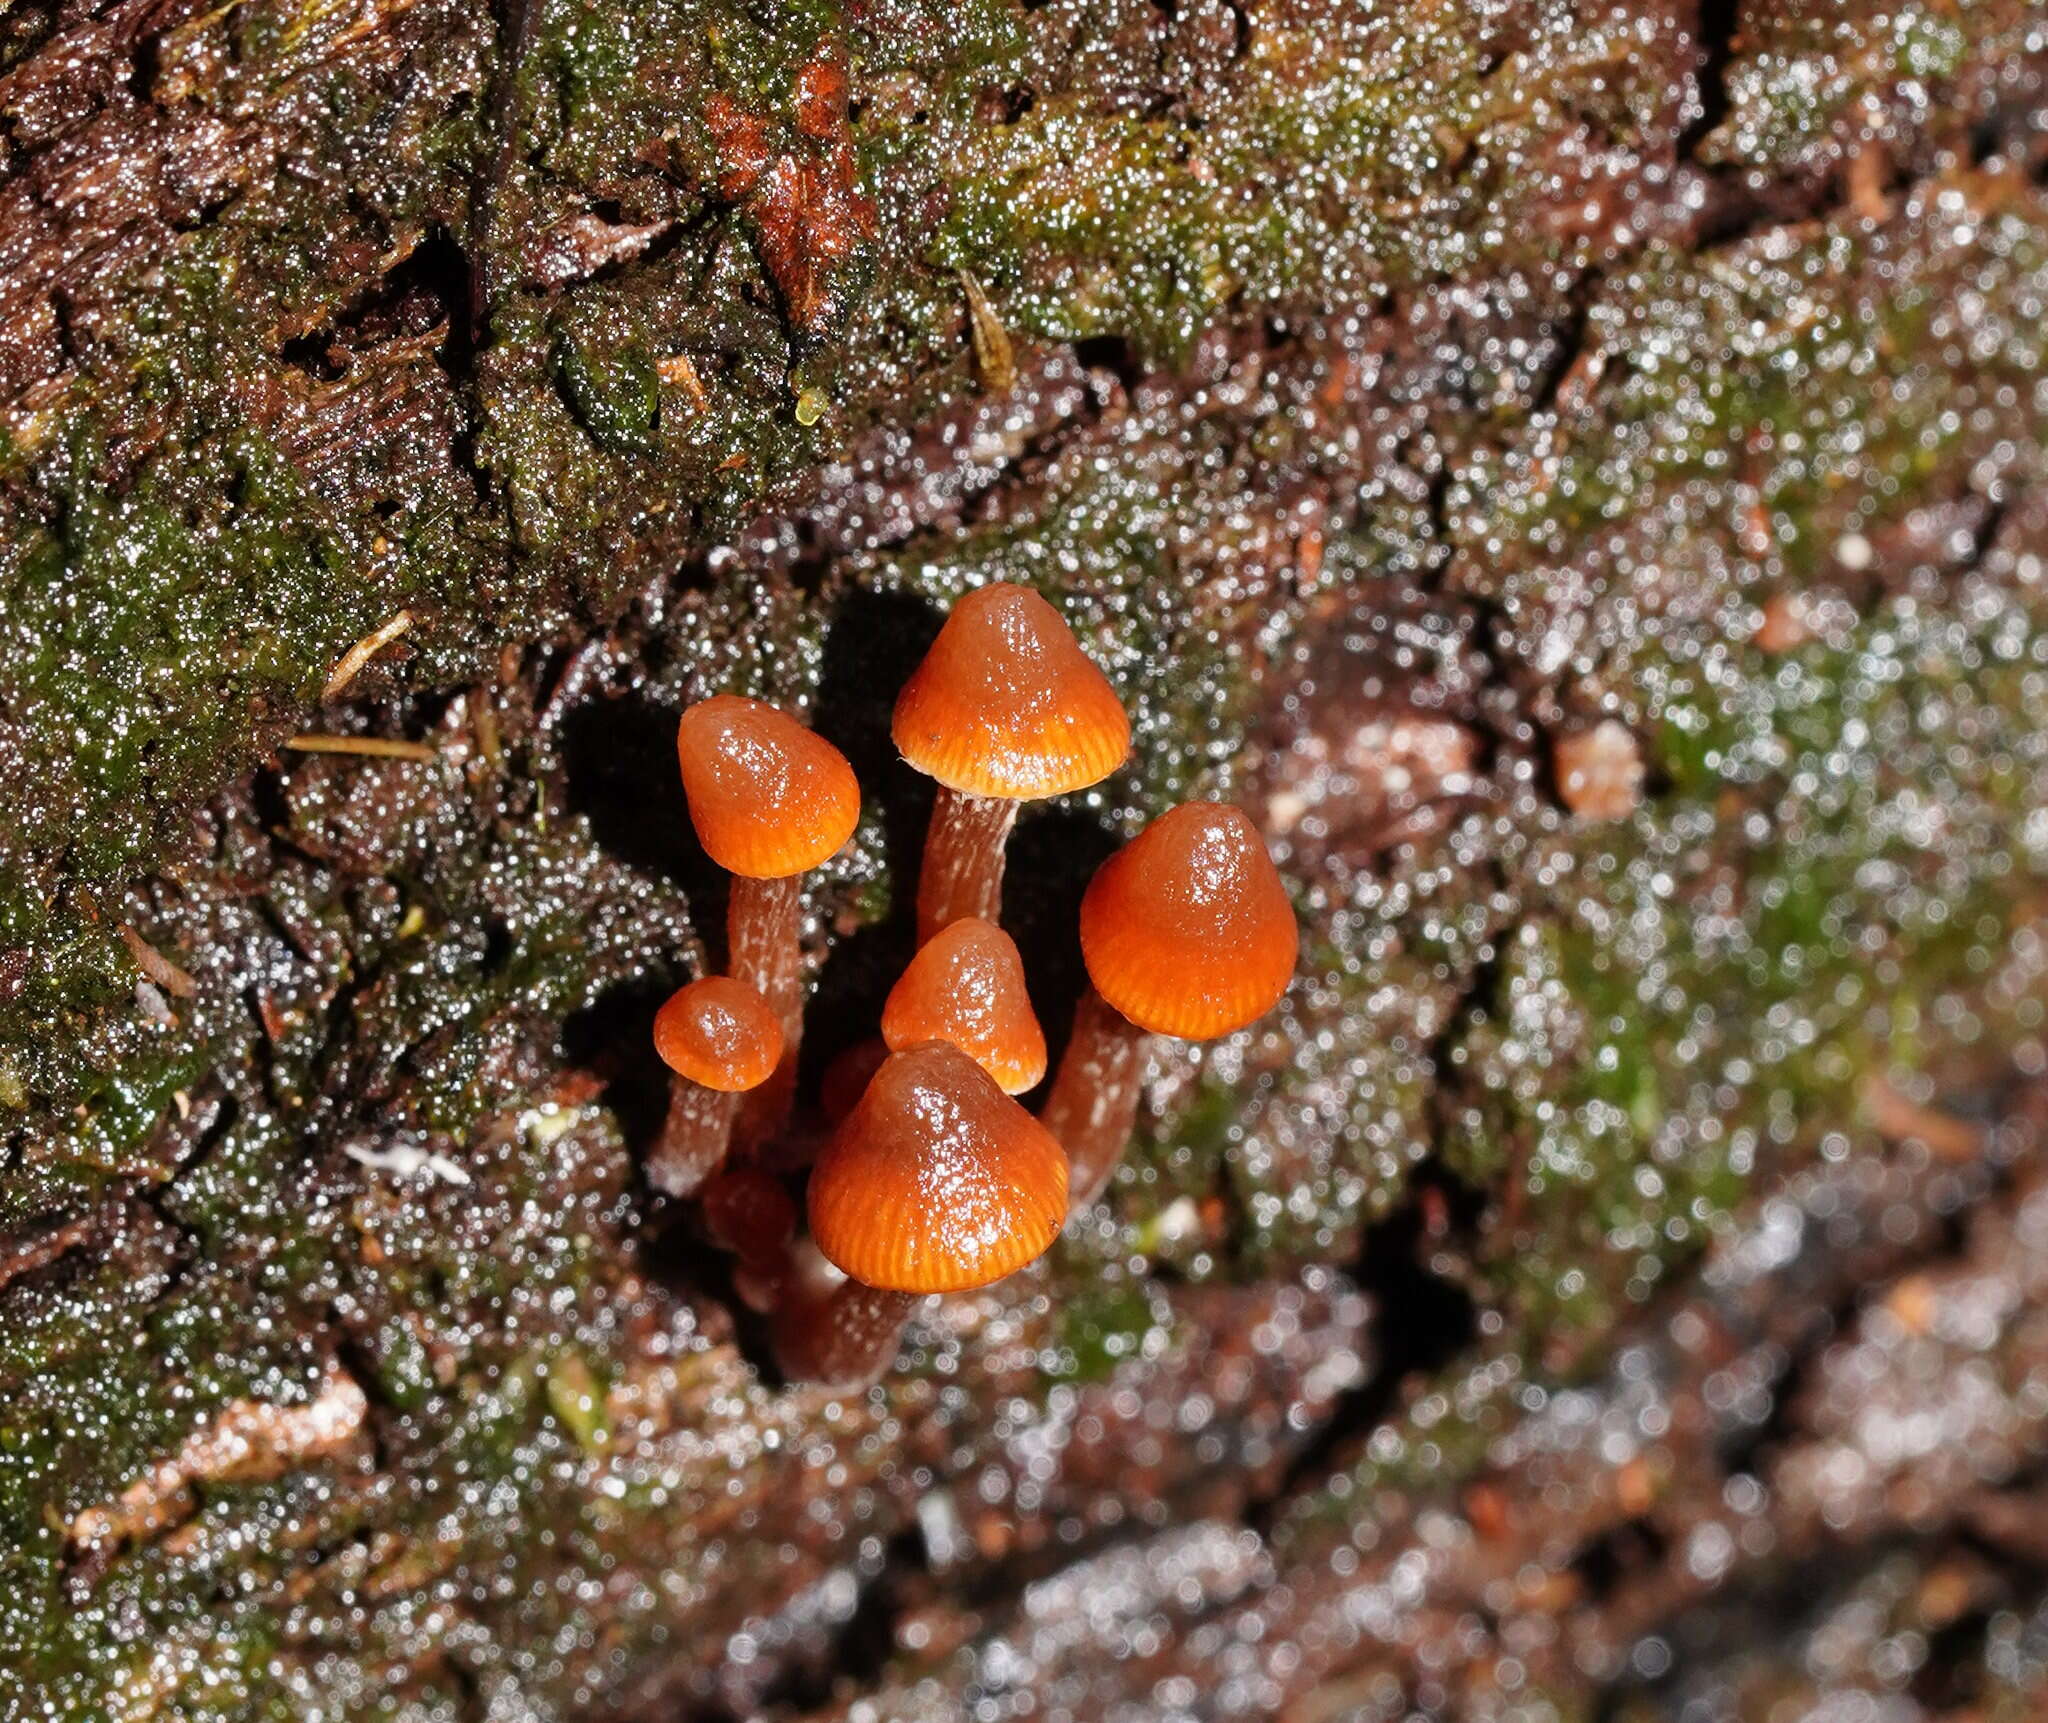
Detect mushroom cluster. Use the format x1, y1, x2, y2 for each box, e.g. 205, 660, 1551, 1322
652, 584, 1299, 1388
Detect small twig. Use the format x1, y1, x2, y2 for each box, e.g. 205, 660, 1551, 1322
116, 923, 198, 999
658, 352, 711, 412
538, 637, 610, 732
286, 735, 440, 762
472, 694, 503, 767
0, 1215, 96, 1296
322, 610, 414, 700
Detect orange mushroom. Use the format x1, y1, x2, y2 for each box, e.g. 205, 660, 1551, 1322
1044, 801, 1297, 1210
892, 584, 1129, 942
808, 1042, 1068, 1293
880, 917, 1046, 1094
653, 976, 783, 1090
649, 976, 783, 1196
675, 695, 859, 1146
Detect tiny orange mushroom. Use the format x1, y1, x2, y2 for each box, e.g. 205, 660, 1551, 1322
892, 584, 1129, 942
653, 977, 784, 1091
881, 917, 1047, 1094
649, 976, 784, 1197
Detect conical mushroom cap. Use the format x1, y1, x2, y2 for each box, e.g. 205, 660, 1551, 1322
675, 696, 860, 878
881, 918, 1047, 1094
808, 1043, 1068, 1293
1080, 801, 1297, 1039
891, 584, 1129, 799
653, 976, 784, 1091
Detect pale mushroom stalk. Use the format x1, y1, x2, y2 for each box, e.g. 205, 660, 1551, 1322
728, 874, 805, 1150
914, 790, 1018, 943
651, 1085, 743, 1197
1042, 987, 1149, 1212
728, 874, 806, 1022
770, 1241, 921, 1391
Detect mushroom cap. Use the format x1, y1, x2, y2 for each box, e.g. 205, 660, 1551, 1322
1080, 801, 1297, 1039
653, 976, 785, 1091
881, 917, 1047, 1094
808, 1043, 1069, 1293
675, 695, 860, 878
891, 584, 1130, 799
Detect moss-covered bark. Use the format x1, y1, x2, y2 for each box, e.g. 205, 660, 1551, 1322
3, 0, 2046, 1716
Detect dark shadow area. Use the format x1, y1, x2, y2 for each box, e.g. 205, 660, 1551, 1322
1001, 801, 1121, 1094
812, 585, 942, 814
559, 688, 729, 922
800, 587, 947, 1092
559, 689, 733, 1189
1571, 1514, 1671, 1605
803, 915, 916, 1099
280, 226, 473, 381
560, 971, 677, 1154
1249, 1164, 1482, 1532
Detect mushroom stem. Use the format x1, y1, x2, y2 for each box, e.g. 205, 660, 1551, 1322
729, 873, 805, 1149
728, 873, 805, 1021
769, 1241, 921, 1390
650, 1082, 740, 1197
1042, 986, 1149, 1213
916, 788, 1018, 944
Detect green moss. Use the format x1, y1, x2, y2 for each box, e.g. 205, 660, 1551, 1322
1043, 1277, 1168, 1385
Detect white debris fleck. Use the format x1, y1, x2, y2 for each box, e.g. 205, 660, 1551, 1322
345, 1140, 472, 1186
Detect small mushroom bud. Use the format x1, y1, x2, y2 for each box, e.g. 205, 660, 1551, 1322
893, 584, 1129, 943
808, 1042, 1068, 1293
881, 917, 1046, 1094
700, 1164, 797, 1267
649, 976, 783, 1196
1045, 801, 1297, 1211
675, 696, 860, 1147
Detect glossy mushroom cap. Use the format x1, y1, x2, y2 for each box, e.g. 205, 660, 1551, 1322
653, 977, 785, 1091
892, 584, 1130, 799
881, 917, 1047, 1094
675, 696, 860, 878
808, 1043, 1068, 1293
1080, 801, 1298, 1039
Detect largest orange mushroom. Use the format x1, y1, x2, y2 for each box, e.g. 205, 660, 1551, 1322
809, 1041, 1067, 1292
779, 1042, 1069, 1386
892, 584, 1129, 943
1045, 801, 1297, 1210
